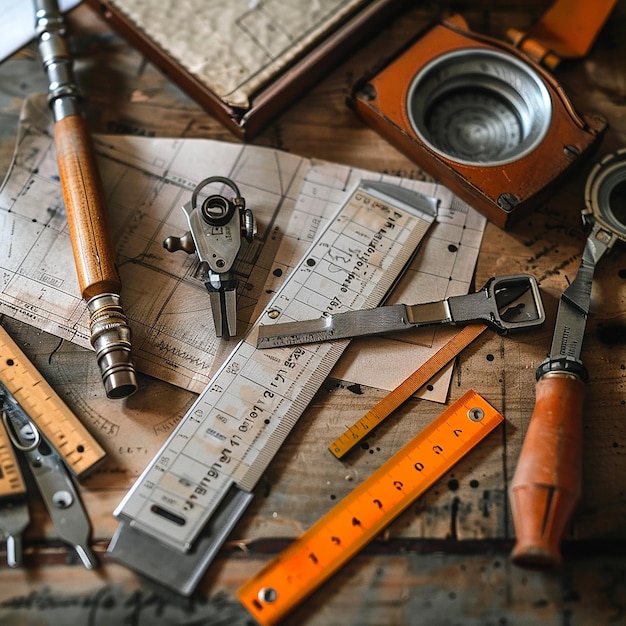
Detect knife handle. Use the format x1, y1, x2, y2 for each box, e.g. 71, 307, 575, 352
509, 371, 585, 569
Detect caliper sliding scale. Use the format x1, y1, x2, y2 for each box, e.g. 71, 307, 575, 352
107, 180, 439, 595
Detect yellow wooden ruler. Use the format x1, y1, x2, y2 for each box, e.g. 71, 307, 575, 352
0, 416, 27, 498
238, 389, 503, 625
330, 323, 488, 458
0, 326, 105, 478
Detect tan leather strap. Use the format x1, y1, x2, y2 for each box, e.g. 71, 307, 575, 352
506, 0, 617, 69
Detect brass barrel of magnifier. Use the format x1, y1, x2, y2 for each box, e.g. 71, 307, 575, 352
34, 0, 137, 399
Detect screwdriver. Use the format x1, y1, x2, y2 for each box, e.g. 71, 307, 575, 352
509, 220, 616, 568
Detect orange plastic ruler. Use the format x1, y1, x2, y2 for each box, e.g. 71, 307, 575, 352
330, 323, 488, 458
0, 325, 105, 478
238, 389, 503, 625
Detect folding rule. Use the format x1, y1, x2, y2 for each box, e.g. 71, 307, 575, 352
0, 415, 27, 499
0, 325, 105, 478
107, 180, 438, 595
238, 389, 504, 625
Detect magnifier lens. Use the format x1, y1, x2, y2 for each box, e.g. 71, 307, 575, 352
407, 49, 553, 166
586, 149, 626, 240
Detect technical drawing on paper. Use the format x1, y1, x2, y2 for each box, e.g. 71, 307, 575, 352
0, 94, 485, 395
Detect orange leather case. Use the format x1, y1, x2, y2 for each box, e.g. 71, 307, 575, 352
351, 18, 608, 229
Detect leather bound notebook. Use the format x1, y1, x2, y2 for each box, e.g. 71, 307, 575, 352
88, 0, 405, 139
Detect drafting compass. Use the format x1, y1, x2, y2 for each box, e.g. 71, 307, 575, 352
164, 176, 257, 337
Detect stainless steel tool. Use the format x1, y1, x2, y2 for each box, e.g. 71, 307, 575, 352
0, 394, 97, 569
257, 273, 545, 348
0, 412, 30, 567
163, 176, 256, 337
510, 148, 626, 569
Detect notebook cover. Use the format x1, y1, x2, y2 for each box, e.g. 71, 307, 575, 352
87, 0, 406, 139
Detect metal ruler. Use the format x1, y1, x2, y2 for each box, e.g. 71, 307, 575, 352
107, 180, 438, 595
238, 389, 504, 625
0, 326, 105, 478
330, 324, 489, 458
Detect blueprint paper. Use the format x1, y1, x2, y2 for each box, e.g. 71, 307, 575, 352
0, 94, 485, 397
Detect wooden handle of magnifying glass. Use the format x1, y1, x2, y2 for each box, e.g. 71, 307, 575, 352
509, 372, 585, 569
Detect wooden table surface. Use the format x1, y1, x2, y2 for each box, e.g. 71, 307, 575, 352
0, 2, 625, 625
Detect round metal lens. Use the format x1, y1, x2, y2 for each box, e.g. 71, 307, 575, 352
407, 49, 552, 166
608, 181, 626, 229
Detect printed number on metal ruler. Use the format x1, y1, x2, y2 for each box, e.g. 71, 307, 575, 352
238, 389, 504, 625
107, 180, 439, 595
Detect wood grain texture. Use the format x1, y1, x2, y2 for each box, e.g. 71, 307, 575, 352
0, 1, 625, 624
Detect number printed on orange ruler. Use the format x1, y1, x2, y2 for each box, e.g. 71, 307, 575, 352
238, 389, 504, 626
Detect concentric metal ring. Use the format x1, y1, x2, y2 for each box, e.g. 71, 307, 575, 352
407, 48, 552, 166
584, 148, 626, 241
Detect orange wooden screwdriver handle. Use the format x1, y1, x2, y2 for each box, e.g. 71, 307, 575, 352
54, 115, 121, 300
509, 372, 585, 569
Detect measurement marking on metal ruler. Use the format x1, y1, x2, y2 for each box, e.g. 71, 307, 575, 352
107, 180, 439, 595
0, 326, 105, 478
238, 389, 504, 625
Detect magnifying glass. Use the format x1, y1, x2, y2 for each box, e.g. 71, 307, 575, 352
406, 48, 552, 167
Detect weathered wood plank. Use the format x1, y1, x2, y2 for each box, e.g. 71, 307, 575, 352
0, 1, 624, 623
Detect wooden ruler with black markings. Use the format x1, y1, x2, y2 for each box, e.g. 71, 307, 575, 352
0, 326, 105, 478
